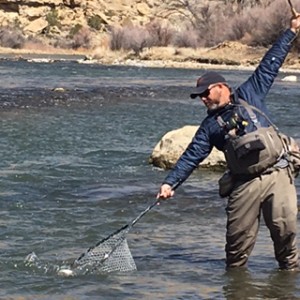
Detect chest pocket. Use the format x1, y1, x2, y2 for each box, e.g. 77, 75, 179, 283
224, 126, 284, 175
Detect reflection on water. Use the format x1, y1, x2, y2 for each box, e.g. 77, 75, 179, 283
223, 268, 300, 300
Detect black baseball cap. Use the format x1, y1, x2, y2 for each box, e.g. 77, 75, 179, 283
190, 71, 227, 99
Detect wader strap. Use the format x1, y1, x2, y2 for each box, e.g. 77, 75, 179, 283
238, 99, 261, 128
217, 115, 227, 128
236, 100, 279, 132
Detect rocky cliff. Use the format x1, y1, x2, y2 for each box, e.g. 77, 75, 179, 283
0, 0, 183, 36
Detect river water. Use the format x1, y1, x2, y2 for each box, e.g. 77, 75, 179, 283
1, 59, 300, 299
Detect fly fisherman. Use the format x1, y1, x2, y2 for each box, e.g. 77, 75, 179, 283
157, 11, 300, 270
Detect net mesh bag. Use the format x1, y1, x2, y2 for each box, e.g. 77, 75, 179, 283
73, 227, 136, 273
72, 199, 166, 274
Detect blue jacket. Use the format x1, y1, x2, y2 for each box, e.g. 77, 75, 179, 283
163, 29, 296, 188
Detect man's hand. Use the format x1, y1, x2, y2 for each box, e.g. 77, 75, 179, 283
156, 184, 175, 199
290, 4, 300, 33
289, 137, 300, 153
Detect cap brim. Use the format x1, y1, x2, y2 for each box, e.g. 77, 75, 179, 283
189, 86, 207, 99
190, 93, 199, 99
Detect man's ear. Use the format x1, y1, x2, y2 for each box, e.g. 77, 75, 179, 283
221, 83, 231, 92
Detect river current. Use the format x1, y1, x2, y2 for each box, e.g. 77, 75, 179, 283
1, 59, 300, 299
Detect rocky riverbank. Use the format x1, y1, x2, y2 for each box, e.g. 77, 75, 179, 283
1, 39, 300, 73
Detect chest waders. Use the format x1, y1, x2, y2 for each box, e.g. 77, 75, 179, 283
217, 100, 298, 197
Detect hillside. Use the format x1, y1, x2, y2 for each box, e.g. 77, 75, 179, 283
0, 0, 180, 39
0, 0, 300, 71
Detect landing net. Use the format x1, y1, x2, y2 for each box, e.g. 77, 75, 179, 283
72, 197, 171, 274
73, 227, 136, 273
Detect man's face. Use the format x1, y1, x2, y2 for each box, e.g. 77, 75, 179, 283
198, 84, 223, 111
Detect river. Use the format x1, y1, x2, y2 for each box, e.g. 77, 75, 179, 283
0, 59, 300, 299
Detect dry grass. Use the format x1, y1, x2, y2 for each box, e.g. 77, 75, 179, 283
1, 40, 300, 72
91, 46, 132, 63
0, 42, 90, 56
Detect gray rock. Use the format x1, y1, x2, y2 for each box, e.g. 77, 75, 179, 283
149, 125, 226, 171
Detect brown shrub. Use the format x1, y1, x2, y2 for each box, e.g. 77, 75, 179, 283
241, 1, 290, 47
0, 26, 25, 49
71, 27, 92, 49
106, 0, 300, 53
109, 26, 125, 51
110, 25, 152, 54
145, 20, 175, 47
161, 0, 293, 48
173, 28, 199, 48
198, 0, 292, 47
194, 3, 237, 47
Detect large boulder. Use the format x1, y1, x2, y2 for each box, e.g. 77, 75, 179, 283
23, 17, 48, 34
149, 125, 226, 171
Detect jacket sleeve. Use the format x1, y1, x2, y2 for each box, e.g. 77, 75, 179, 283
162, 123, 213, 187
237, 29, 296, 107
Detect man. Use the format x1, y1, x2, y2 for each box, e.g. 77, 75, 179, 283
157, 13, 300, 270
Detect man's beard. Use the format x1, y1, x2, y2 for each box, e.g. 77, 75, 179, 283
207, 103, 219, 111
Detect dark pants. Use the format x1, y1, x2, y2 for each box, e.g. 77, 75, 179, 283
226, 167, 299, 269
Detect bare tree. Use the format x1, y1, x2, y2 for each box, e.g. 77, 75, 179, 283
222, 0, 272, 7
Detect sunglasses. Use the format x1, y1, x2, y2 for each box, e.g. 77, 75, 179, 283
198, 88, 211, 98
